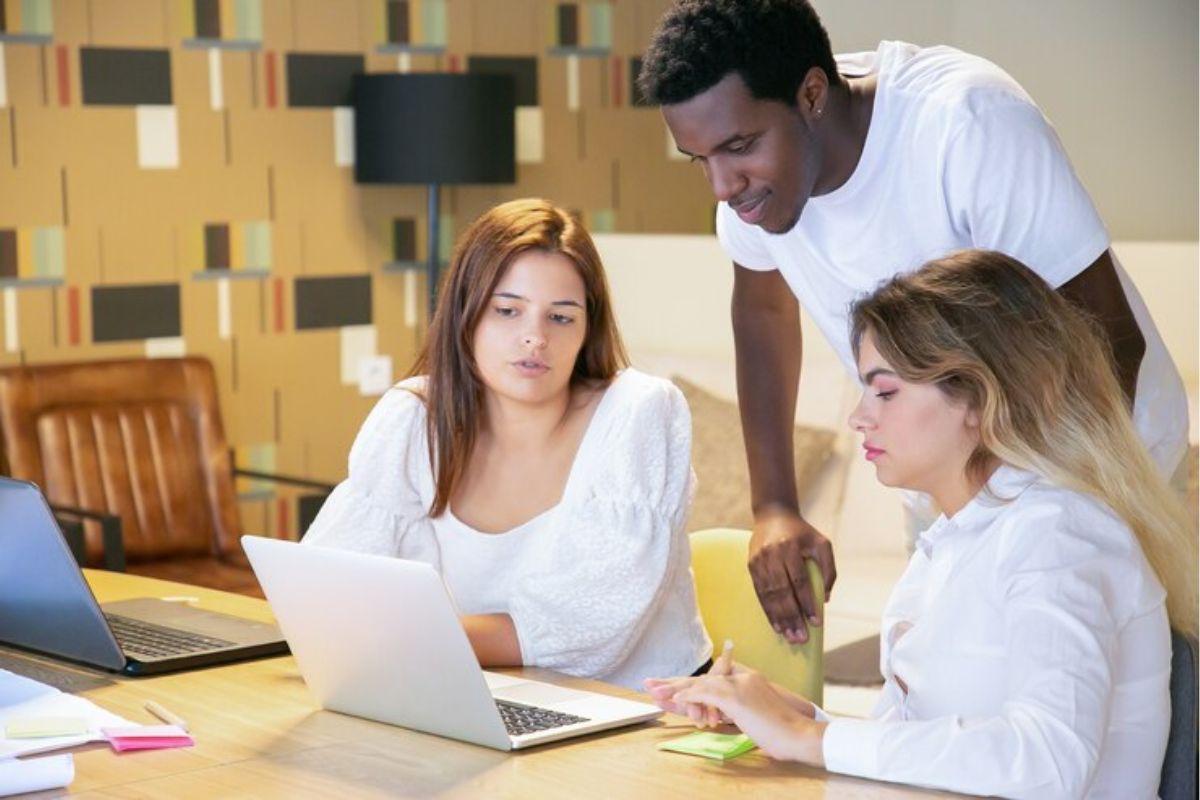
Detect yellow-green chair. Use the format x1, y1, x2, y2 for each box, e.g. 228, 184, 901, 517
690, 528, 823, 705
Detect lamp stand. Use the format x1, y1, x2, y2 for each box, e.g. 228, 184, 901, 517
426, 183, 440, 323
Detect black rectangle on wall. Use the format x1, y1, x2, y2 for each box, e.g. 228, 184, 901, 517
393, 219, 416, 261
467, 56, 538, 107
194, 0, 221, 38
557, 4, 578, 47
81, 48, 173, 106
205, 224, 230, 269
294, 276, 372, 330
0, 231, 16, 278
387, 0, 410, 44
92, 284, 182, 342
286, 53, 365, 107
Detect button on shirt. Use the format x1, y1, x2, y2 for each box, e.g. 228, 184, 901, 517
822, 466, 1170, 799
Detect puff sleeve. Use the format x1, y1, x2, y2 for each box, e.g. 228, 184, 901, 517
301, 380, 441, 568
506, 377, 695, 679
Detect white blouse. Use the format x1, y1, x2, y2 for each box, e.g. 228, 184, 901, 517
822, 466, 1171, 799
302, 368, 712, 689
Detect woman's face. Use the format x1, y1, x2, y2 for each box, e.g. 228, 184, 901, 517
472, 249, 588, 409
848, 334, 980, 505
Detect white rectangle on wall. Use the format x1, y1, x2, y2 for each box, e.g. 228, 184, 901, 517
357, 354, 394, 396
340, 325, 377, 385
145, 337, 186, 358
136, 106, 180, 169
404, 270, 418, 328
515, 107, 544, 164
0, 44, 8, 108
397, 53, 411, 73
208, 49, 224, 110
217, 277, 232, 340
3, 289, 16, 353
334, 107, 355, 167
566, 55, 580, 111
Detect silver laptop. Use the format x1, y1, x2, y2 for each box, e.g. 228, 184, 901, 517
0, 477, 287, 675
242, 534, 663, 750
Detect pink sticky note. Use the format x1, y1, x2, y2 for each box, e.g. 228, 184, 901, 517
101, 725, 194, 752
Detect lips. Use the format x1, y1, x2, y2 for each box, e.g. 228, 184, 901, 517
732, 192, 769, 225
512, 358, 549, 375
863, 443, 885, 462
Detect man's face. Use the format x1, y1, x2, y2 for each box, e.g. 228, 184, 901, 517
662, 73, 822, 234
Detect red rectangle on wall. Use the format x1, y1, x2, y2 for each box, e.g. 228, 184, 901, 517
265, 51, 277, 108
67, 286, 81, 345
272, 277, 285, 332
56, 46, 70, 106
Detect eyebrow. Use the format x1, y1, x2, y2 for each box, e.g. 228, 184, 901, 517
492, 292, 584, 309
860, 367, 897, 384
675, 132, 752, 160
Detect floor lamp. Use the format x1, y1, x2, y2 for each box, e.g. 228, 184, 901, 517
353, 73, 517, 321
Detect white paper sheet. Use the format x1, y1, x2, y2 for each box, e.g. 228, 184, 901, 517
0, 670, 132, 759
0, 754, 74, 797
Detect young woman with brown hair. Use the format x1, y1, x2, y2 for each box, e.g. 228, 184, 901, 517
304, 198, 711, 688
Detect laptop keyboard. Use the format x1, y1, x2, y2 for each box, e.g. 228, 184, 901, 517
106, 614, 235, 659
496, 700, 589, 736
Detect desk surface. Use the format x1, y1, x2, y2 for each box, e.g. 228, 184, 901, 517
3, 570, 961, 799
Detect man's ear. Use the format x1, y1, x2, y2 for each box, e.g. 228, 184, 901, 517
794, 66, 829, 119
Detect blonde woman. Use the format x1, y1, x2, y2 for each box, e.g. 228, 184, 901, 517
647, 250, 1196, 799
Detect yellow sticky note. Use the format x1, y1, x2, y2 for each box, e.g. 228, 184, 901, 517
657, 731, 757, 761
5, 717, 89, 739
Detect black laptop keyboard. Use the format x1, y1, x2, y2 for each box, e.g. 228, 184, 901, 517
496, 700, 589, 736
106, 614, 235, 658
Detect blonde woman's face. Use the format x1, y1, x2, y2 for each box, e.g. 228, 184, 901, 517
472, 250, 588, 409
848, 334, 980, 504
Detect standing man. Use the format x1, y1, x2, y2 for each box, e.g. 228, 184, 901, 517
637, 0, 1189, 643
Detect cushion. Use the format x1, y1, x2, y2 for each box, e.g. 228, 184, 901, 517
673, 376, 836, 532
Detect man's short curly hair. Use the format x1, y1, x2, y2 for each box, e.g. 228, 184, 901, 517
637, 0, 838, 107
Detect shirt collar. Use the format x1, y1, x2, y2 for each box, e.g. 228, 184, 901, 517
915, 465, 1042, 558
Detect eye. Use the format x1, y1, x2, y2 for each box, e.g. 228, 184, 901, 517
875, 390, 897, 401
549, 313, 576, 325
493, 305, 517, 317
727, 137, 756, 155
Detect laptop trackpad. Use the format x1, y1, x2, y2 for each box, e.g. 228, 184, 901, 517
491, 681, 592, 707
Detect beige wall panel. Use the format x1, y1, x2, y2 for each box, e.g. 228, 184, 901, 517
12, 287, 58, 361
253, 108, 331, 168
620, 160, 713, 234
173, 48, 214, 111
575, 55, 605, 108
513, 158, 612, 212
52, 0, 92, 44
175, 165, 271, 220
274, 166, 371, 274
470, 0, 541, 54
177, 105, 228, 171
291, 0, 366, 52
0, 167, 61, 224
610, 0, 641, 54
444, 0, 473, 51
220, 51, 257, 110
260, 0, 295, 49
0, 111, 11, 179
55, 107, 138, 174
180, 276, 222, 350
70, 160, 267, 226
97, 221, 178, 283
581, 106, 640, 166
227, 109, 294, 166
372, 271, 422, 367
538, 102, 582, 164
4, 42, 49, 109
630, 0, 674, 52
15, 107, 81, 171
89, 0, 170, 47
64, 224, 101, 290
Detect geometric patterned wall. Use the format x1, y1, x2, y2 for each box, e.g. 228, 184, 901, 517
0, 0, 710, 537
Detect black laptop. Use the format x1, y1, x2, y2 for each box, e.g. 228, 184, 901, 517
0, 477, 287, 675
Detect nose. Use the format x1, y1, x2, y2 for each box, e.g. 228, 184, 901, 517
847, 393, 874, 432
522, 322, 547, 350
704, 157, 746, 203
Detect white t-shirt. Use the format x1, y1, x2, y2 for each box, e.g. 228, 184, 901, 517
717, 40, 1188, 476
301, 368, 713, 690
821, 466, 1170, 798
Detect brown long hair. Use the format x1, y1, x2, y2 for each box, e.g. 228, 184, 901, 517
851, 250, 1197, 636
408, 198, 628, 517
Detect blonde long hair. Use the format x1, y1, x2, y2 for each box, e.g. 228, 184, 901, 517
851, 250, 1197, 636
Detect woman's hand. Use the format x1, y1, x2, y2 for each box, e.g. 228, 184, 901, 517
645, 666, 826, 764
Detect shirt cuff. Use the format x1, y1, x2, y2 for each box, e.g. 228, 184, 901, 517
823, 717, 887, 779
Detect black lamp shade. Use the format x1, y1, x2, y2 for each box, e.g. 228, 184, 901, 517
352, 73, 516, 185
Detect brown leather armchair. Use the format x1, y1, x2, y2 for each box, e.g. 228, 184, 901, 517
0, 356, 332, 596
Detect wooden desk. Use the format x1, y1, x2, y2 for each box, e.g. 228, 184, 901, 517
3, 571, 959, 799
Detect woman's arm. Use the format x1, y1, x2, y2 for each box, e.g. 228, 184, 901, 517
462, 614, 522, 667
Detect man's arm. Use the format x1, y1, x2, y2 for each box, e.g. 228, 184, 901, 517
732, 265, 837, 644
1056, 250, 1144, 408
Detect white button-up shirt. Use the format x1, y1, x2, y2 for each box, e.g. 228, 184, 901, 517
822, 466, 1170, 799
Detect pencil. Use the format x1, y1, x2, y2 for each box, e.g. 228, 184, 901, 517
144, 700, 189, 731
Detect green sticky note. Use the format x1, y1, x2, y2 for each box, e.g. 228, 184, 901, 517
657, 731, 757, 761
6, 716, 89, 739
